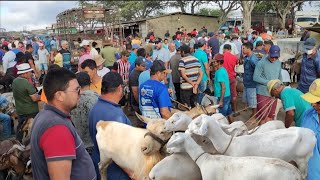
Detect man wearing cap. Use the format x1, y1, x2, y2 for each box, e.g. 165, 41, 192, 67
300, 78, 320, 180
89, 72, 132, 180
207, 32, 219, 58
253, 45, 282, 123
129, 48, 153, 73
129, 57, 146, 120
101, 40, 118, 69
251, 31, 263, 48
213, 53, 233, 122
128, 44, 140, 65
253, 41, 266, 60
80, 40, 99, 59
38, 42, 50, 74
194, 38, 210, 94
179, 44, 203, 108
139, 60, 172, 119
94, 54, 110, 78
152, 39, 170, 67
268, 79, 311, 128
219, 35, 239, 56
297, 37, 320, 93
81, 59, 102, 95
12, 63, 40, 141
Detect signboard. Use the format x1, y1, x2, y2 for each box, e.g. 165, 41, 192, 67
83, 8, 105, 19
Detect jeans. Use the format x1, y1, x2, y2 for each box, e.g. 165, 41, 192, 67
217, 96, 232, 116
16, 112, 38, 142
63, 63, 71, 71
197, 80, 208, 104
0, 113, 11, 139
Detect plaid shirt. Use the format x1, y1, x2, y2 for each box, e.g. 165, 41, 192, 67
117, 59, 130, 84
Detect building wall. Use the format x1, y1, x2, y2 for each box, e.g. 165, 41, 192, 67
143, 14, 219, 39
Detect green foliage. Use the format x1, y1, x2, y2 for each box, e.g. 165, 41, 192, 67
252, 1, 272, 13
197, 8, 221, 17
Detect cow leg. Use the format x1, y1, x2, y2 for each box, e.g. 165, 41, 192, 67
99, 157, 112, 180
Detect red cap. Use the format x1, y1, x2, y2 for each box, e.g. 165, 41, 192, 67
214, 53, 224, 61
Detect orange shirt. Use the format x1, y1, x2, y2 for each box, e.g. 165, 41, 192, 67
41, 91, 48, 103
261, 33, 272, 40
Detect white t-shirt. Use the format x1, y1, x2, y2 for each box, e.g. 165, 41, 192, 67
97, 67, 110, 78
90, 48, 99, 59
38, 48, 49, 64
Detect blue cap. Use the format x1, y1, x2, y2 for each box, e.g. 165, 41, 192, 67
132, 44, 140, 49
269, 45, 280, 58
208, 32, 214, 37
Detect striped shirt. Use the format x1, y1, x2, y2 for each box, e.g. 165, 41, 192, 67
117, 59, 130, 83
178, 55, 201, 90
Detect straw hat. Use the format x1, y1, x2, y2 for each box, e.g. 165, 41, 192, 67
102, 40, 112, 46
17, 63, 33, 75
94, 55, 105, 66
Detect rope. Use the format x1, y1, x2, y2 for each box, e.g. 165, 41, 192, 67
222, 136, 234, 154
170, 98, 191, 111
244, 97, 275, 126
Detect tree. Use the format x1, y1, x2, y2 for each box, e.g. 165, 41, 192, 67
239, 0, 256, 33
252, 1, 272, 13
213, 0, 240, 25
197, 8, 221, 17
271, 0, 304, 29
168, 0, 207, 14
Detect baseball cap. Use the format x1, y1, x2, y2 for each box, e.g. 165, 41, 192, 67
303, 38, 316, 54
208, 32, 214, 37
150, 60, 171, 74
269, 45, 280, 58
39, 43, 44, 46
135, 57, 146, 67
132, 44, 140, 49
80, 40, 90, 46
102, 72, 124, 91
197, 38, 206, 47
256, 41, 263, 47
267, 79, 282, 96
301, 79, 320, 103
214, 54, 224, 61
154, 39, 162, 44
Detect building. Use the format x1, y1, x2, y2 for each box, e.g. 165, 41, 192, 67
121, 12, 219, 39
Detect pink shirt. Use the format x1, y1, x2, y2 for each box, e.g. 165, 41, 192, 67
78, 54, 92, 71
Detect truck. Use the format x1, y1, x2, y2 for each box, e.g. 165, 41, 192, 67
295, 11, 320, 34
218, 18, 243, 33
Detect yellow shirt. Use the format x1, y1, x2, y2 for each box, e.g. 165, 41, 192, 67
54, 53, 63, 67
131, 39, 142, 45
89, 79, 102, 95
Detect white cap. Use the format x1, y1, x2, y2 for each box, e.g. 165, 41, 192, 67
80, 40, 90, 46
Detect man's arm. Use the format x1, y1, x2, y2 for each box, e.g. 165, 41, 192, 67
180, 69, 194, 85
219, 82, 226, 107
29, 94, 40, 102
196, 67, 203, 85
284, 110, 295, 128
131, 86, 139, 103
253, 60, 268, 85
48, 160, 72, 180
160, 107, 172, 119
204, 62, 210, 81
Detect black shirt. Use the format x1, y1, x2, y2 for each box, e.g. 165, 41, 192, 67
24, 51, 35, 66
129, 69, 142, 106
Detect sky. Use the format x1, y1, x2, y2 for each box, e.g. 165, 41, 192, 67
0, 1, 318, 32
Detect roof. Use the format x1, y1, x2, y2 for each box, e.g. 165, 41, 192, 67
306, 23, 320, 33
121, 12, 218, 25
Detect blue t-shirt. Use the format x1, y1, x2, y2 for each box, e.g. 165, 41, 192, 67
194, 49, 208, 81
128, 51, 137, 65
89, 97, 132, 180
44, 39, 51, 52
11, 48, 21, 54
139, 79, 172, 119
297, 52, 320, 93
301, 107, 320, 180
243, 53, 259, 88
59, 48, 71, 64
32, 42, 39, 56
214, 67, 230, 98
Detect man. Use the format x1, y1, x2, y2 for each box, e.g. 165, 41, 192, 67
300, 78, 320, 180
179, 44, 203, 108
297, 38, 320, 93
260, 29, 273, 41
263, 40, 274, 54
213, 54, 233, 122
94, 55, 109, 78
89, 72, 132, 180
231, 35, 242, 58
0, 96, 12, 140
38, 43, 50, 74
131, 34, 142, 46
81, 59, 102, 95
169, 47, 182, 102
219, 35, 239, 56
2, 45, 16, 74
129, 58, 146, 115
139, 60, 172, 119
59, 40, 74, 71
25, 44, 39, 78
77, 46, 92, 72
187, 33, 196, 53
30, 68, 96, 180
100, 40, 118, 69
50, 36, 57, 50
254, 45, 282, 123
253, 41, 267, 60
80, 40, 99, 59
251, 31, 263, 48
32, 38, 39, 60
129, 48, 152, 72
117, 50, 131, 84
43, 36, 51, 52
242, 42, 259, 118
268, 79, 311, 128
168, 42, 176, 58
12, 63, 40, 142
152, 39, 170, 68
222, 44, 239, 116
207, 32, 219, 58
194, 39, 209, 94
71, 72, 99, 149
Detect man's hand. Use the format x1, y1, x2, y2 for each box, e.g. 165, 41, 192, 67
218, 101, 223, 108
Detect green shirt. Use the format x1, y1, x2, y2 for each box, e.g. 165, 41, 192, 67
100, 46, 118, 67
214, 67, 230, 98
280, 87, 311, 127
194, 49, 208, 81
12, 77, 39, 115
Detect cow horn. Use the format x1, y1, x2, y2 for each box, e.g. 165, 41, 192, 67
135, 112, 152, 124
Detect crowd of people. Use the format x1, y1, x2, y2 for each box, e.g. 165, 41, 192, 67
0, 25, 319, 180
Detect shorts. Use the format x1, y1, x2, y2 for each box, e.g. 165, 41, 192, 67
39, 63, 48, 71
256, 94, 277, 120
229, 78, 237, 99
217, 96, 232, 116
242, 87, 257, 108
